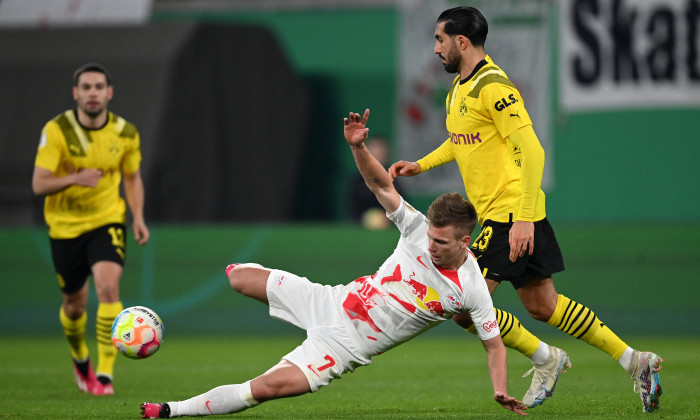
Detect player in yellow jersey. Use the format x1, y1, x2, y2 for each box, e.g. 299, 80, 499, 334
32, 63, 149, 396
390, 7, 662, 413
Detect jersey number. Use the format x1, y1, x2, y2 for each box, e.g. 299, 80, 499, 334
471, 226, 493, 252
307, 355, 336, 378
107, 226, 126, 249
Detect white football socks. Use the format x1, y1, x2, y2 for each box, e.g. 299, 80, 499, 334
618, 346, 635, 373
529, 341, 551, 365
168, 381, 259, 417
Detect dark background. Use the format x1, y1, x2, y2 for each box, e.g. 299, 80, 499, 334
0, 2, 698, 337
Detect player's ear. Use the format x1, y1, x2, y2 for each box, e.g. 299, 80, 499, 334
457, 35, 468, 50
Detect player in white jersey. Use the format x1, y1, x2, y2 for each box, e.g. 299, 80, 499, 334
140, 109, 527, 418
341, 200, 498, 358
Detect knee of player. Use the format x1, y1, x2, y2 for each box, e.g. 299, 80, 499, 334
452, 312, 474, 329
250, 360, 312, 402
61, 303, 87, 319
226, 264, 267, 293
226, 265, 247, 291
527, 307, 553, 322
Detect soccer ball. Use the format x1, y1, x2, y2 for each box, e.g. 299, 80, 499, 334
111, 306, 164, 359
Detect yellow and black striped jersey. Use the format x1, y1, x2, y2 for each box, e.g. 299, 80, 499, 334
35, 110, 142, 239
417, 56, 546, 224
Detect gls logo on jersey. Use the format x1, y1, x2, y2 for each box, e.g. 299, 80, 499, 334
494, 94, 519, 111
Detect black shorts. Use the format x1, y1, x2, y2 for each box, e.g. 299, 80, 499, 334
470, 218, 565, 289
50, 223, 126, 294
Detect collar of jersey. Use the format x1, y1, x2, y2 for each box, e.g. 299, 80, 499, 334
460, 58, 489, 85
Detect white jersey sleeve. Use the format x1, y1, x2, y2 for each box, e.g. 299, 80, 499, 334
386, 198, 429, 244
459, 253, 499, 341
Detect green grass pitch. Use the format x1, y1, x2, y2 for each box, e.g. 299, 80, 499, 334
1, 333, 699, 419
2, 223, 699, 418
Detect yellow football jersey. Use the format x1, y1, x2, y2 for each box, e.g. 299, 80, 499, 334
35, 110, 142, 239
418, 56, 546, 224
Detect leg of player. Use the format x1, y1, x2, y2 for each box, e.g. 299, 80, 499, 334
141, 381, 259, 418
141, 350, 312, 418
251, 359, 313, 401
455, 309, 551, 362
91, 261, 124, 396
518, 276, 663, 412
225, 263, 271, 304
60, 282, 96, 393
482, 278, 562, 369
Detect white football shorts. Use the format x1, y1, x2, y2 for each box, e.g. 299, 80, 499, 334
266, 269, 372, 392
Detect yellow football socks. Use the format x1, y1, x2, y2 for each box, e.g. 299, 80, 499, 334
465, 308, 540, 357
547, 294, 628, 360
95, 301, 123, 378
494, 308, 541, 357
60, 306, 89, 361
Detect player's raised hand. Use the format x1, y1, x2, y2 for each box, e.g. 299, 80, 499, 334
389, 161, 422, 180
343, 109, 370, 147
494, 392, 528, 416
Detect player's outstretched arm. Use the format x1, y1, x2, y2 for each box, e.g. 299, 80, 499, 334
389, 137, 455, 180
344, 109, 401, 214
388, 161, 422, 180
482, 336, 528, 416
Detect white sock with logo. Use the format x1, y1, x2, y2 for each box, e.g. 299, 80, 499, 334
168, 381, 259, 417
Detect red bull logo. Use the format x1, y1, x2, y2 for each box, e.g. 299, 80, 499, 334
379, 264, 445, 316
407, 274, 444, 316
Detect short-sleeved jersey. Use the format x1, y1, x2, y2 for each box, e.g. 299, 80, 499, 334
341, 199, 498, 356
423, 56, 547, 225
34, 110, 142, 239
